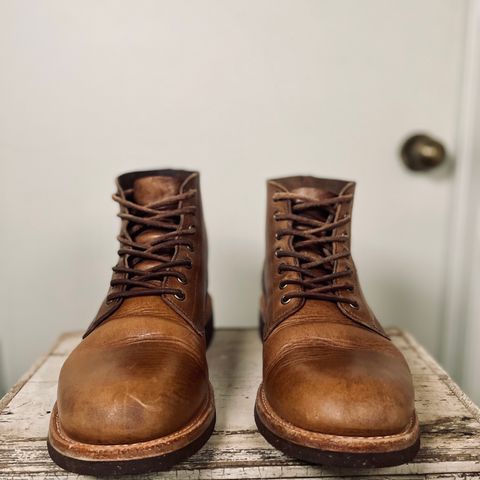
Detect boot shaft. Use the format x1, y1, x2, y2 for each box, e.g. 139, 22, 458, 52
85, 169, 209, 336
262, 175, 385, 338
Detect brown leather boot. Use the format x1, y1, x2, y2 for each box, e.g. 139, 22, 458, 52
255, 176, 420, 468
48, 170, 215, 475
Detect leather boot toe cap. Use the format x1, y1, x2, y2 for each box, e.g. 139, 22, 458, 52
264, 346, 415, 437
57, 337, 209, 445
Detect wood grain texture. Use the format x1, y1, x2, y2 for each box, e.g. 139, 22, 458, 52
0, 328, 479, 479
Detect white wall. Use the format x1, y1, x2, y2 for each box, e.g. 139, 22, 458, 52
0, 0, 467, 391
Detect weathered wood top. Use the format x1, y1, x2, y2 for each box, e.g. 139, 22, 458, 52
0, 328, 479, 479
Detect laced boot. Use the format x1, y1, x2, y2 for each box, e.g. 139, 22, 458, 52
255, 176, 419, 468
48, 170, 215, 475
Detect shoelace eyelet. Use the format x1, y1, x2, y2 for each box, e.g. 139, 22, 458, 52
177, 277, 187, 285
349, 302, 359, 310
281, 295, 291, 304
174, 292, 186, 301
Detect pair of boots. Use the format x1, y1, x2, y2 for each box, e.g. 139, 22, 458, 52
47, 170, 420, 475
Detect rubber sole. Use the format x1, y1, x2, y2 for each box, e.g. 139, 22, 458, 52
255, 386, 420, 468
48, 413, 215, 476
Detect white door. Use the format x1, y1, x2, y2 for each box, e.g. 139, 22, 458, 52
0, 0, 469, 389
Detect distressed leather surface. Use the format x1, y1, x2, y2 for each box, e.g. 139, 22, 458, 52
260, 176, 416, 438
54, 170, 213, 445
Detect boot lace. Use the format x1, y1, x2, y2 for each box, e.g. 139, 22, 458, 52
107, 189, 196, 302
273, 191, 358, 307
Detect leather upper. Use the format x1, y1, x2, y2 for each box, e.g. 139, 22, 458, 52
85, 170, 210, 337
261, 176, 416, 437
56, 170, 212, 445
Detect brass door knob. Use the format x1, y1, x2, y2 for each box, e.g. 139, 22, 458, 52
400, 134, 446, 171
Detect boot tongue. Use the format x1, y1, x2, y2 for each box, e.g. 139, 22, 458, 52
290, 186, 336, 202
133, 175, 182, 206
290, 186, 337, 223
289, 186, 338, 274
130, 175, 182, 272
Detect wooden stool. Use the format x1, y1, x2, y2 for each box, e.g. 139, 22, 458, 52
1, 328, 479, 478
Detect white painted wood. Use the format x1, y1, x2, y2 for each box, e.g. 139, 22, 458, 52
442, 0, 480, 404
463, 203, 480, 404
440, 0, 480, 394
0, 0, 468, 390
1, 328, 479, 479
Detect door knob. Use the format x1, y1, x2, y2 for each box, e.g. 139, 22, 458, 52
400, 133, 446, 171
